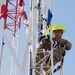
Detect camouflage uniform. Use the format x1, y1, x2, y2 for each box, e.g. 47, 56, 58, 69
52, 38, 72, 65
34, 38, 72, 75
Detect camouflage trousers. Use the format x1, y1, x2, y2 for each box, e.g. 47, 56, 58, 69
34, 48, 65, 75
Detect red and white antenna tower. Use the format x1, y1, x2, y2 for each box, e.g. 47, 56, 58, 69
0, 0, 27, 75
0, 0, 63, 75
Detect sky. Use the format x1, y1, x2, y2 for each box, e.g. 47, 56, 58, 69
0, 0, 75, 75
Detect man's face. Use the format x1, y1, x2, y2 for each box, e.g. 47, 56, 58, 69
53, 30, 63, 38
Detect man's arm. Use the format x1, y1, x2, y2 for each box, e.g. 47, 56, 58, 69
63, 39, 72, 50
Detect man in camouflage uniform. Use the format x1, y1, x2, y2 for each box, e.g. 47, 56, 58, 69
51, 24, 72, 65
35, 24, 72, 75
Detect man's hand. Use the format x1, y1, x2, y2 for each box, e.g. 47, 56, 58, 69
56, 37, 64, 44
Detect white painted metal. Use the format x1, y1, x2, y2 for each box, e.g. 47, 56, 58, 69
22, 0, 54, 75
0, 0, 25, 74
0, 36, 4, 75
49, 0, 54, 75
33, 0, 54, 75
0, 0, 63, 75
22, 19, 32, 74
22, 0, 37, 75
0, 22, 23, 75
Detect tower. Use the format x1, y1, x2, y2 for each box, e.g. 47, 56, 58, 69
0, 0, 64, 75
0, 0, 27, 75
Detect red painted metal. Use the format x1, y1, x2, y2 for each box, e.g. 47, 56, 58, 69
0, 4, 8, 19
19, 0, 24, 6
0, 0, 27, 36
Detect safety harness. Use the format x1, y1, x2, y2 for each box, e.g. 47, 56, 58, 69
54, 53, 64, 73
53, 39, 66, 73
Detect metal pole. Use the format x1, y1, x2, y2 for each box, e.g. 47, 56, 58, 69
48, 0, 54, 75
0, 37, 4, 75
37, 0, 42, 42
29, 50, 32, 75
29, 0, 32, 75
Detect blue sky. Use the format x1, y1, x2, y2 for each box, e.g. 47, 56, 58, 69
0, 0, 75, 75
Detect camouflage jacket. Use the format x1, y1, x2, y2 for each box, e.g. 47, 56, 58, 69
53, 38, 72, 51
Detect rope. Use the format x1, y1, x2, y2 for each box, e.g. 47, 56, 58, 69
54, 57, 64, 73
53, 41, 65, 73
60, 48, 63, 75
